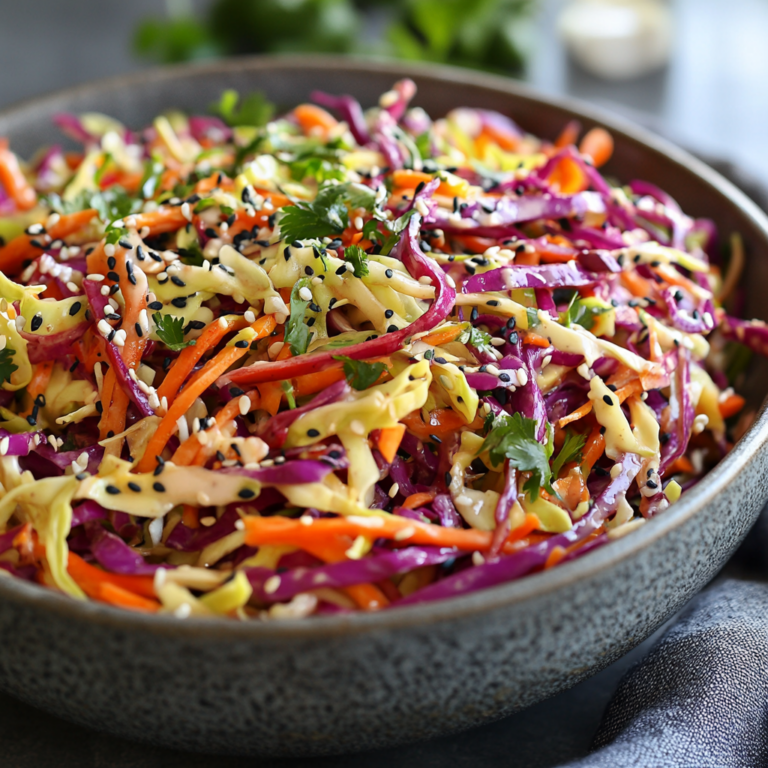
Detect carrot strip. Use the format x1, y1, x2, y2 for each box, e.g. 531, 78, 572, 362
376, 424, 406, 464
95, 582, 161, 613
391, 169, 468, 199
544, 545, 567, 569
555, 119, 581, 149
67, 552, 156, 599
402, 408, 474, 440
522, 332, 552, 348
292, 366, 346, 398
130, 207, 188, 236
581, 423, 606, 474
719, 393, 746, 419
0, 208, 98, 275
243, 512, 541, 555
293, 104, 339, 138
157, 315, 249, 403
667, 456, 694, 475
401, 491, 436, 510
182, 504, 200, 529
558, 380, 643, 428
420, 325, 463, 347
579, 127, 614, 167
0, 140, 36, 209
258, 381, 283, 416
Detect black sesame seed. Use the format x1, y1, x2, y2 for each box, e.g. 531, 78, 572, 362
205, 228, 218, 239
148, 301, 163, 310
335, 265, 346, 276
508, 331, 519, 345
499, 373, 511, 383
328, 298, 337, 308
434, 356, 447, 364
135, 322, 143, 338
127, 261, 137, 284
105, 485, 121, 495
107, 271, 120, 282
387, 324, 398, 333
153, 482, 165, 493
68, 301, 82, 317
646, 480, 658, 489
599, 426, 606, 435
95, 401, 103, 413
384, 309, 394, 319
306, 317, 316, 327
602, 394, 614, 406
234, 340, 249, 348
127, 482, 141, 493
284, 247, 292, 261
307, 429, 320, 437
69, 360, 79, 373
107, 430, 115, 438
470, 307, 479, 322
171, 297, 187, 308
107, 256, 117, 269
30, 313, 43, 331
119, 239, 133, 250
660, 432, 671, 444
238, 488, 256, 499
304, 266, 314, 276
29, 239, 44, 249
415, 181, 426, 194
607, 384, 617, 392
487, 300, 499, 307
170, 275, 186, 287
292, 240, 303, 249
444, 471, 452, 487
385, 268, 394, 278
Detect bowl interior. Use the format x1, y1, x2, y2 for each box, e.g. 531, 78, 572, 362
0, 55, 767, 634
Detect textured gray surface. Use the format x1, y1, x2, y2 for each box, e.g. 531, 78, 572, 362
0, 58, 767, 760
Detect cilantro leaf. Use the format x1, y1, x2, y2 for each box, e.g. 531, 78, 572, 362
459, 324, 493, 355
559, 293, 611, 332
0, 348, 18, 385
289, 157, 345, 184
551, 430, 586, 478
332, 356, 386, 391
415, 131, 432, 160
153, 313, 196, 351
210, 89, 274, 127
344, 244, 369, 278
277, 183, 377, 244
139, 158, 165, 200
479, 412, 554, 501
285, 278, 312, 356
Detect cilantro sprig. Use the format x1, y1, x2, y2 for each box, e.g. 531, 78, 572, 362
343, 244, 369, 278
479, 413, 554, 501
333, 356, 386, 391
278, 183, 376, 244
153, 313, 196, 352
0, 348, 18, 385
551, 430, 586, 479
210, 89, 274, 127
285, 278, 312, 356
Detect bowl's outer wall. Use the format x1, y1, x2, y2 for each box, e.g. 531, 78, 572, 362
0, 57, 767, 757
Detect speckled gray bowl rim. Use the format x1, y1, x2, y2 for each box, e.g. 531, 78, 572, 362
1, 54, 767, 640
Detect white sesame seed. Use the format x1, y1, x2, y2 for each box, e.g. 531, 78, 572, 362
516, 369, 528, 386
299, 515, 314, 526
577, 364, 591, 380
66, 281, 79, 293
177, 415, 189, 443
97, 319, 112, 337
414, 199, 430, 217
264, 575, 281, 594
244, 310, 256, 324
87, 273, 105, 281
692, 414, 709, 434
140, 226, 150, 238
197, 492, 211, 506
238, 395, 250, 416
394, 526, 416, 541
104, 243, 116, 257
445, 274, 456, 288
181, 202, 192, 221
349, 419, 365, 436
113, 329, 127, 347
298, 286, 312, 302
275, 312, 288, 324
490, 337, 505, 347
100, 285, 110, 296
45, 212, 61, 228
200, 516, 216, 527
218, 317, 228, 329
353, 216, 364, 230
388, 483, 400, 498
268, 341, 284, 358
418, 275, 432, 284
486, 364, 500, 376
610, 464, 623, 479
234, 519, 245, 530
0, 437, 9, 456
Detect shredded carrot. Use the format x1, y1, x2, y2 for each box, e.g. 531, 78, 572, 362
130, 206, 188, 236
258, 381, 283, 416
157, 315, 249, 403
293, 104, 339, 138
400, 491, 436, 510
67, 552, 156, 599
522, 332, 552, 348
667, 455, 694, 475
94, 582, 161, 613
581, 423, 607, 474
719, 393, 746, 419
376, 424, 406, 464
292, 366, 346, 398
182, 504, 200, 529
621, 269, 656, 298
558, 380, 643, 428
0, 208, 98, 275
402, 408, 470, 440
554, 119, 581, 149
548, 155, 587, 195
420, 325, 463, 347
0, 140, 36, 210
579, 127, 614, 168
243, 512, 540, 555
391, 169, 469, 199
544, 545, 567, 569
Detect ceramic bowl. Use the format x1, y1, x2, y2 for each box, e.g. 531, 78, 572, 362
0, 56, 767, 758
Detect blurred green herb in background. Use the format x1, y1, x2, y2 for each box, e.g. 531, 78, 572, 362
134, 0, 535, 74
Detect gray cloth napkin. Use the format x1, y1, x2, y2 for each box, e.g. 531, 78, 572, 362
564, 579, 768, 768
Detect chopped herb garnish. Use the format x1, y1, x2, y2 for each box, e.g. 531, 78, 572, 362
0, 348, 18, 385
285, 277, 312, 356
333, 356, 386, 391
551, 430, 586, 478
153, 313, 196, 351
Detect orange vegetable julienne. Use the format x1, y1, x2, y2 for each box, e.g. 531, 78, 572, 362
554, 119, 581, 149
67, 552, 156, 599
243, 512, 541, 556
419, 325, 463, 347
400, 491, 436, 510
719, 393, 746, 419
522, 332, 552, 348
94, 582, 161, 613
558, 379, 643, 428
0, 208, 98, 275
293, 104, 339, 138
292, 366, 346, 398
391, 169, 468, 199
376, 424, 406, 464
579, 127, 614, 168
0, 140, 36, 210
